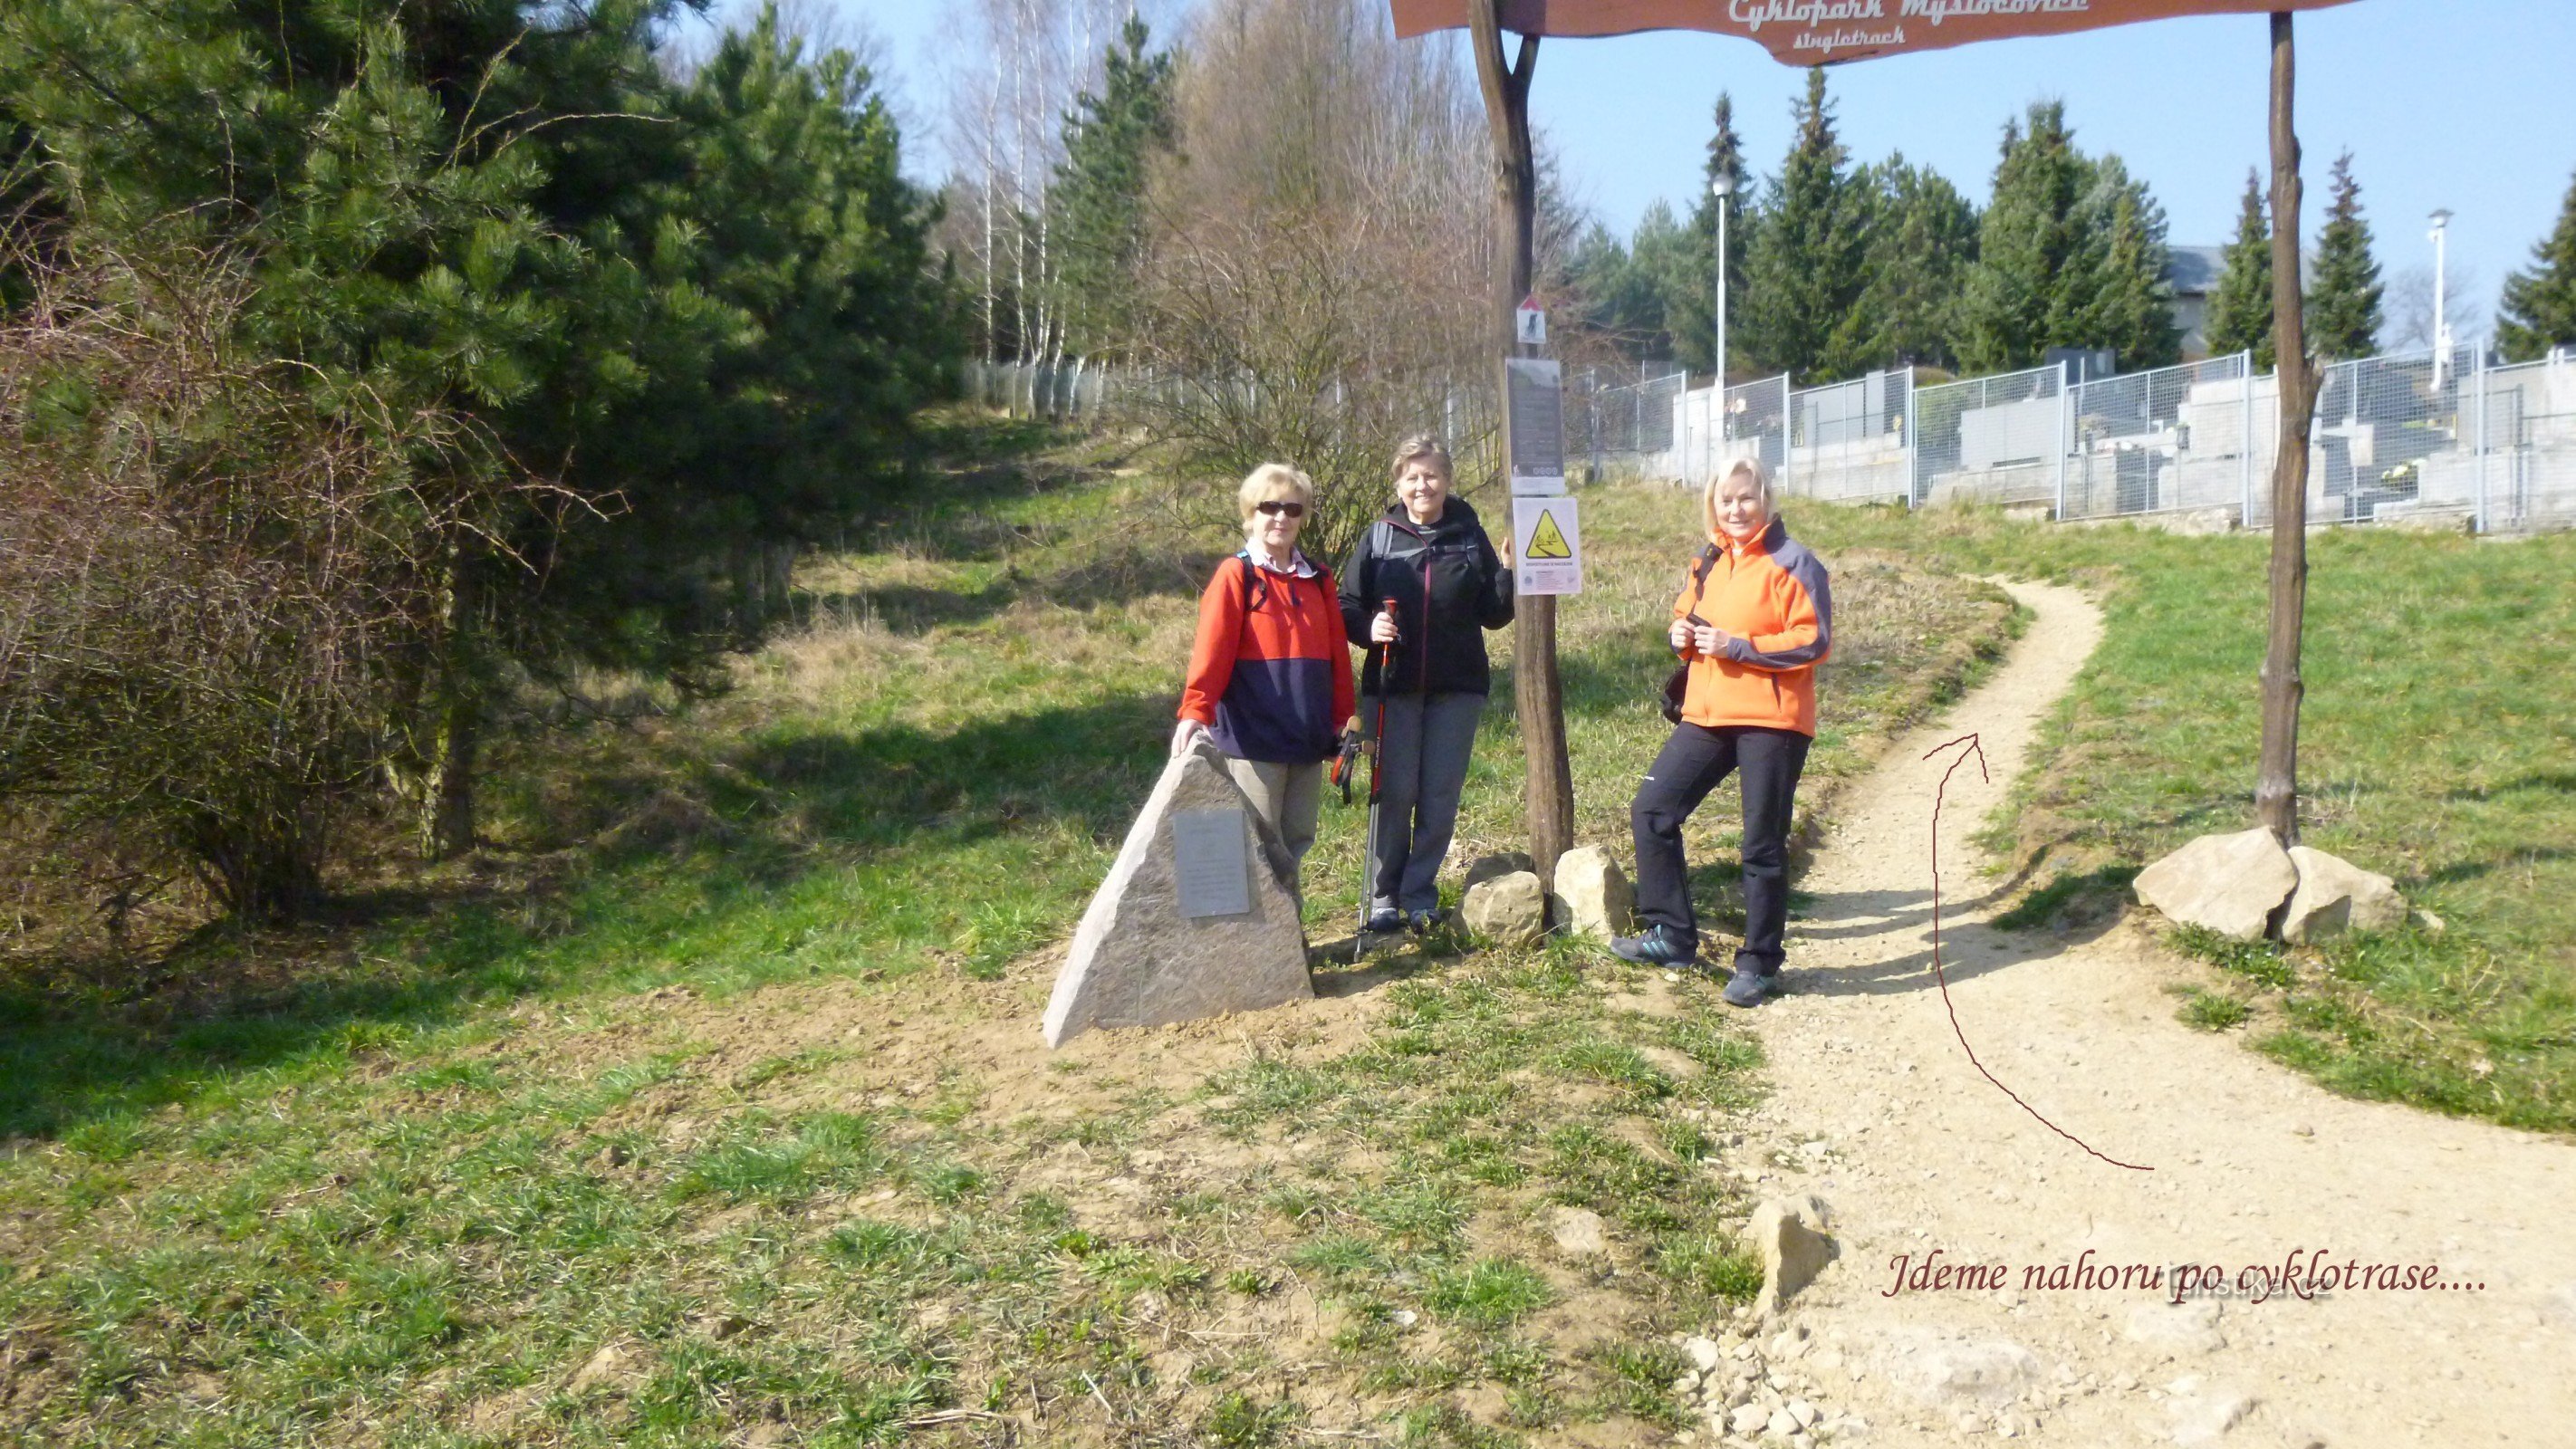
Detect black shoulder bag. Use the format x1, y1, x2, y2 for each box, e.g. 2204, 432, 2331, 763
1658, 544, 1722, 725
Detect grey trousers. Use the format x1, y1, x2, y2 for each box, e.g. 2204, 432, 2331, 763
1362, 692, 1486, 913
1222, 756, 1321, 913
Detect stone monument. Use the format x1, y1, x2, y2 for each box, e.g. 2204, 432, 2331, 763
1041, 738, 1312, 1047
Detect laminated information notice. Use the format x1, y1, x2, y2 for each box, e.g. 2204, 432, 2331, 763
1505, 358, 1566, 495
1169, 807, 1251, 918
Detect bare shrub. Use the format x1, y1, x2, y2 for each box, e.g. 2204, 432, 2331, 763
1124, 0, 1501, 563
0, 244, 558, 922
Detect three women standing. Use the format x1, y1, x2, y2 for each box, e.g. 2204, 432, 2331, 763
1338, 437, 1514, 934
1613, 457, 1831, 1007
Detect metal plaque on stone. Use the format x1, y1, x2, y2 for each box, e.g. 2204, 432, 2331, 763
1169, 807, 1252, 918
1505, 357, 1567, 495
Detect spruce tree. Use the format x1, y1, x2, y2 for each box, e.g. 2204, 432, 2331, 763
1673, 91, 1748, 377
1735, 68, 1871, 384
1956, 104, 2084, 372
1623, 199, 1697, 360
2498, 168, 2576, 361
1858, 156, 1976, 370
2204, 170, 2276, 368
2062, 156, 2180, 369
1050, 16, 1177, 359
1952, 102, 2177, 373
1570, 221, 1669, 357
2305, 151, 2382, 360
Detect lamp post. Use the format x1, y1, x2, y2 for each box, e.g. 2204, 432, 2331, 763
2429, 207, 2453, 388
1712, 174, 1734, 472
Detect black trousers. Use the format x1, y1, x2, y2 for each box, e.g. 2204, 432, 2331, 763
1629, 723, 1811, 972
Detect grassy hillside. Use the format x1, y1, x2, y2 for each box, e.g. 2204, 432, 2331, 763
0, 422, 2020, 1447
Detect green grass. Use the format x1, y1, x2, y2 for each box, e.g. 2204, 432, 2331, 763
0, 421, 2025, 1445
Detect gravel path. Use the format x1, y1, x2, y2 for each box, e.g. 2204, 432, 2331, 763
1689, 580, 2576, 1449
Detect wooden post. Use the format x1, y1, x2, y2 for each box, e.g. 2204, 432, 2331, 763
1466, 2, 1573, 888
2256, 10, 2316, 852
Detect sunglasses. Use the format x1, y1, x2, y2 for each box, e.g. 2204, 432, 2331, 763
1254, 500, 1306, 518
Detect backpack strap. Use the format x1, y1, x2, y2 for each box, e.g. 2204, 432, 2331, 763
1680, 542, 1721, 624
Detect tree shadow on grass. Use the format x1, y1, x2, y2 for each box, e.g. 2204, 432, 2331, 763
0, 692, 1180, 1143
801, 538, 1216, 638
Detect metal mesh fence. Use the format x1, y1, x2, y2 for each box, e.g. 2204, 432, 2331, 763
1909, 364, 2062, 510
1583, 367, 1688, 476
2462, 351, 2576, 533
1790, 368, 1910, 503
2059, 353, 2255, 522
964, 345, 2576, 535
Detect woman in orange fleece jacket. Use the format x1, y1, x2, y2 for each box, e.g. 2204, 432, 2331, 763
1611, 456, 1831, 1008
1173, 464, 1357, 911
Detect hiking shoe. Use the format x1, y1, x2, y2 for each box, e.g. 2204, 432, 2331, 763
1610, 925, 1699, 966
1721, 964, 1773, 1008
1406, 908, 1442, 935
1363, 907, 1405, 935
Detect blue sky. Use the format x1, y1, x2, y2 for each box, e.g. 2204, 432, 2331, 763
827, 0, 2571, 330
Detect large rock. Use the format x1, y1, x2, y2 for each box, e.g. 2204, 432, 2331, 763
1550, 845, 1637, 939
1041, 739, 1310, 1048
1462, 869, 1545, 945
1748, 1193, 1835, 1319
2133, 828, 2298, 941
1461, 850, 1536, 893
2279, 846, 2406, 943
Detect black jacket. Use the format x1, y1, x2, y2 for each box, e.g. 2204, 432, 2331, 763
1339, 497, 1515, 697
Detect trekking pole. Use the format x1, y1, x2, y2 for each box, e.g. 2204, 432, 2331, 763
1356, 598, 1399, 958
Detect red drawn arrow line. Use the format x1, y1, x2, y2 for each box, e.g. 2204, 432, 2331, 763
1923, 732, 2152, 1173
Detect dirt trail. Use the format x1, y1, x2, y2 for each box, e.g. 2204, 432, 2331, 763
1725, 581, 2576, 1449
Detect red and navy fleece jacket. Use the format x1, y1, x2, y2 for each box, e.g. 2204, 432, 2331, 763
1179, 550, 1357, 765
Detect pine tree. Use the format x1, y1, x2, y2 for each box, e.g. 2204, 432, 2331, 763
2205, 170, 2275, 368
2497, 168, 2576, 361
1735, 68, 1872, 384
1049, 15, 1177, 359
1857, 156, 1976, 370
2305, 151, 2382, 360
1672, 91, 1747, 377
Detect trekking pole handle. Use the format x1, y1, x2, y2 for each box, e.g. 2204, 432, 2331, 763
1379, 597, 1399, 642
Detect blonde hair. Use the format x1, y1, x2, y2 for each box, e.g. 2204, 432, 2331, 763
1701, 456, 1774, 538
1389, 435, 1454, 485
1237, 462, 1315, 523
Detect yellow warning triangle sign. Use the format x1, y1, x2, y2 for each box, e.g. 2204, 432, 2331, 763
1526, 508, 1572, 560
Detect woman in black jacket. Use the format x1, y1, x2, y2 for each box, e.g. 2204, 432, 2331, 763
1340, 437, 1514, 933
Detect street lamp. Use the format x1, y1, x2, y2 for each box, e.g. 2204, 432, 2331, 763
1712, 173, 1734, 470
2429, 207, 2454, 388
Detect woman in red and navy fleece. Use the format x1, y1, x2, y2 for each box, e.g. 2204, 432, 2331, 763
1173, 464, 1357, 910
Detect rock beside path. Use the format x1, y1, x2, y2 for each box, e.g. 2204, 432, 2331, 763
2133, 828, 2298, 940
1041, 740, 1310, 1047
1461, 850, 1536, 893
1549, 845, 1636, 939
1748, 1194, 1835, 1319
2280, 845, 2406, 943
1462, 869, 1545, 945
